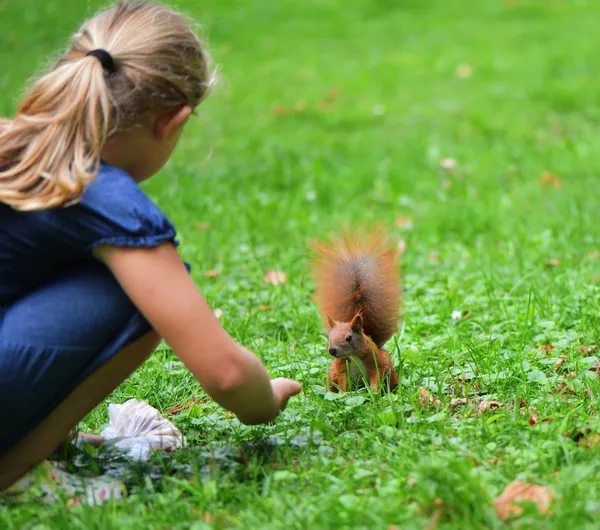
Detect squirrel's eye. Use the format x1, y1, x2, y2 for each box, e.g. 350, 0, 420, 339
345, 334, 352, 342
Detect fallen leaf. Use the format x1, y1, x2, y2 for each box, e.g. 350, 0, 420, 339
258, 304, 273, 311
553, 382, 576, 396
493, 481, 555, 520
213, 308, 224, 319
272, 103, 289, 117
477, 400, 504, 414
590, 360, 600, 374
203, 270, 221, 278
544, 258, 560, 268
455, 64, 473, 78
554, 358, 565, 371
539, 171, 561, 188
538, 344, 555, 354
449, 397, 467, 409
197, 222, 211, 230
264, 270, 287, 285
418, 387, 441, 408
579, 434, 600, 448
440, 158, 456, 171
580, 344, 598, 355
395, 215, 414, 230
294, 101, 307, 112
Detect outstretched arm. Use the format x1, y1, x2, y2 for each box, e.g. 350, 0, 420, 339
94, 242, 301, 425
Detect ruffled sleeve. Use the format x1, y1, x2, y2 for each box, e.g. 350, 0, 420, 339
43, 163, 178, 252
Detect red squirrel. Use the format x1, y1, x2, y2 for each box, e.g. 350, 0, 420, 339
311, 228, 402, 393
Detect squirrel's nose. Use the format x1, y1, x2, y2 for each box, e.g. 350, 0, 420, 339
328, 347, 337, 356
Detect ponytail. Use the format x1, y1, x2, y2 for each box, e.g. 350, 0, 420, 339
0, 1, 214, 211
0, 56, 112, 210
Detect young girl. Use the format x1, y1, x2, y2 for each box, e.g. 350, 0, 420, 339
0, 1, 302, 490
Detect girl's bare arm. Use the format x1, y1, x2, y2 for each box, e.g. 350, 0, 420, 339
94, 242, 301, 425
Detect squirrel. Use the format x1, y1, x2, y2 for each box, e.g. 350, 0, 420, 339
310, 228, 402, 393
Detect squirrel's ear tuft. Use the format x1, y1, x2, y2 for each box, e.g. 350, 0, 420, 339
326, 314, 335, 328
350, 312, 363, 332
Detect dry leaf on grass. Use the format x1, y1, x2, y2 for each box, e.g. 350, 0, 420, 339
526, 406, 551, 426
538, 344, 555, 354
264, 270, 287, 285
578, 433, 600, 448
418, 387, 441, 408
203, 270, 221, 278
258, 304, 273, 311
455, 64, 473, 78
544, 258, 560, 268
553, 382, 576, 396
590, 360, 600, 374
493, 481, 555, 520
580, 344, 598, 355
197, 222, 211, 230
539, 172, 562, 188
272, 103, 289, 117
449, 398, 467, 409
477, 400, 504, 414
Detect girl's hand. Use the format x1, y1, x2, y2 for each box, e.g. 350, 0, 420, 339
271, 378, 302, 412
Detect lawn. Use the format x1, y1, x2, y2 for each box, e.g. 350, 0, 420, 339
2, 0, 600, 527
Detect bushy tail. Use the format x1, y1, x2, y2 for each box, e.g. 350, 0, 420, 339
311, 227, 402, 347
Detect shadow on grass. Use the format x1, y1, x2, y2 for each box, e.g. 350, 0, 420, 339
49, 431, 322, 493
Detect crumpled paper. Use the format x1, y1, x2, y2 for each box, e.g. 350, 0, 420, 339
101, 398, 187, 461
2, 399, 186, 505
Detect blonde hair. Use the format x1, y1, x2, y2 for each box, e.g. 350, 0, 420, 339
0, 1, 215, 211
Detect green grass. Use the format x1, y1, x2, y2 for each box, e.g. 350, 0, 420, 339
2, 0, 600, 527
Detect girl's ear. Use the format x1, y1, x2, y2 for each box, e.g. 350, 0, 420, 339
350, 312, 363, 333
153, 105, 193, 141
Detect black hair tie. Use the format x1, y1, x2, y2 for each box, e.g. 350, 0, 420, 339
86, 49, 117, 74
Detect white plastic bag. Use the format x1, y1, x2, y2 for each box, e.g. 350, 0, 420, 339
101, 398, 186, 461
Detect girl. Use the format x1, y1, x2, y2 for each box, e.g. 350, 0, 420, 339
0, 1, 302, 490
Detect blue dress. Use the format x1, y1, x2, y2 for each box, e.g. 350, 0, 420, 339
0, 163, 182, 455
